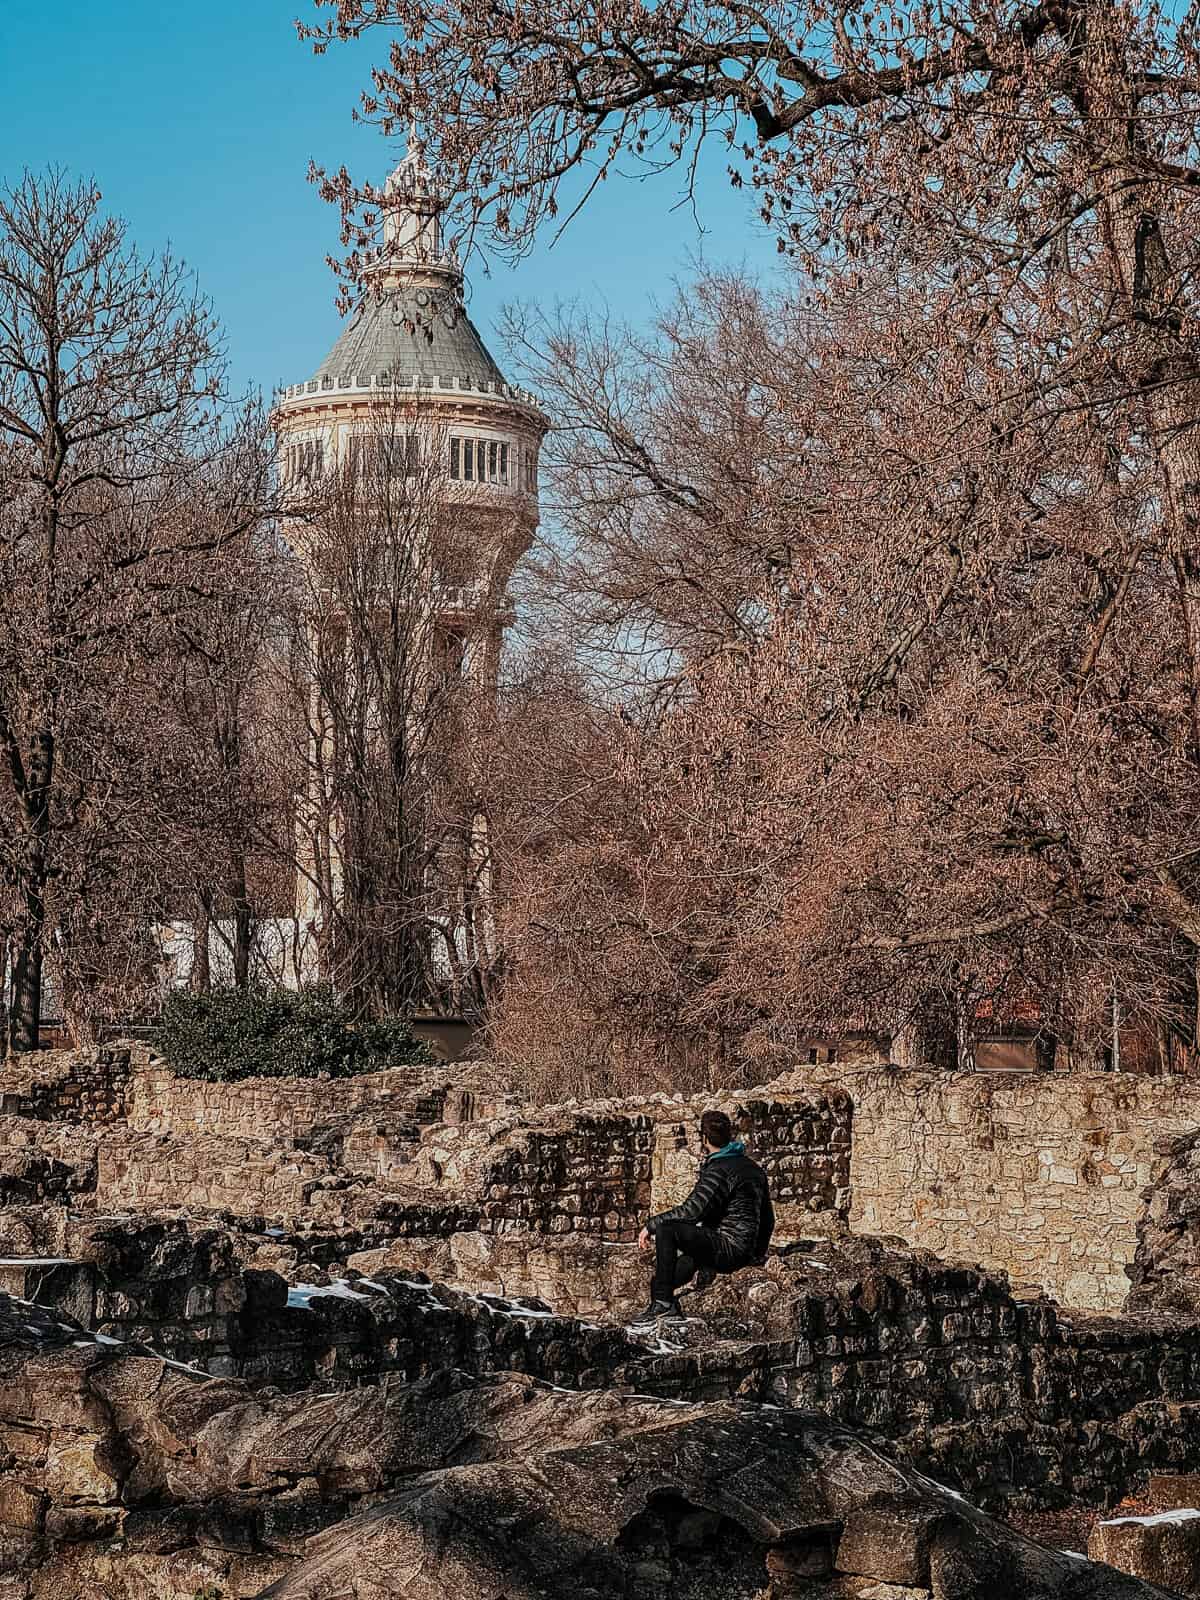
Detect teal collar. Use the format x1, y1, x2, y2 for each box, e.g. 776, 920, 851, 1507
706, 1139, 745, 1161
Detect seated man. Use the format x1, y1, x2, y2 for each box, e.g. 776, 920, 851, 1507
632, 1109, 775, 1328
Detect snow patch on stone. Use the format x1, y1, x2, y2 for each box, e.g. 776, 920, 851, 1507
0, 1257, 78, 1266
1100, 1509, 1200, 1527
286, 1280, 373, 1309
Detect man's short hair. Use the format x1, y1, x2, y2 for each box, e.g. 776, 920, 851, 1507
700, 1109, 734, 1148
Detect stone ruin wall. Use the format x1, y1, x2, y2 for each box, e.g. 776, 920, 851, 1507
0, 1042, 153, 1125
0, 1116, 99, 1211
94, 1132, 339, 1222
0, 1046, 507, 1149
463, 1066, 1200, 1315
13, 1047, 1200, 1530
9, 1044, 1200, 1313
837, 1067, 1200, 1312
644, 1088, 852, 1233
0, 1222, 247, 1371
10, 1227, 1200, 1515
474, 1114, 656, 1238
0, 1052, 854, 1249
413, 1088, 852, 1246
125, 1063, 452, 1142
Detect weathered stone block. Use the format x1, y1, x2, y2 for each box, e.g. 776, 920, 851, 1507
769, 1527, 840, 1576
43, 1436, 118, 1502
1090, 1512, 1200, 1594
835, 1495, 948, 1588
0, 1480, 44, 1531
44, 1504, 123, 1543
1149, 1474, 1200, 1509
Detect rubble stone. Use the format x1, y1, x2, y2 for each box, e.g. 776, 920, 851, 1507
1, 1043, 1200, 1595
836, 1496, 950, 1588
1088, 1512, 1200, 1595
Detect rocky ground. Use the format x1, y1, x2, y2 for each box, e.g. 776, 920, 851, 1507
0, 1287, 1180, 1600
3, 1044, 1200, 1595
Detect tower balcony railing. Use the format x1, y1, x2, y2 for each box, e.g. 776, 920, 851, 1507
274, 371, 544, 409
433, 583, 517, 621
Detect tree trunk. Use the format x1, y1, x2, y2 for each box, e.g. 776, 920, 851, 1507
10, 923, 41, 1054
0, 938, 9, 1058
60, 972, 96, 1049
190, 889, 212, 993
230, 855, 252, 990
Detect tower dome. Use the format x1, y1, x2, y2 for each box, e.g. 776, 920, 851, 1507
309, 283, 507, 394
292, 132, 512, 397
274, 129, 545, 492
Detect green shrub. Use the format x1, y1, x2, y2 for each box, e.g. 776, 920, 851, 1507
156, 984, 432, 1081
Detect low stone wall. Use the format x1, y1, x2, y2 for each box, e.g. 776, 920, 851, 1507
0, 1117, 98, 1211
12, 1043, 1200, 1317
0, 1042, 494, 1150
94, 1131, 339, 1221
414, 1087, 851, 1245
351, 1231, 649, 1319
646, 1089, 851, 1234
479, 1113, 655, 1238
841, 1068, 1200, 1311
125, 1063, 451, 1143
45, 1230, 1200, 1513
0, 1218, 247, 1371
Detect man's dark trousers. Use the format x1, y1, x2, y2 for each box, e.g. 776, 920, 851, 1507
651, 1219, 721, 1302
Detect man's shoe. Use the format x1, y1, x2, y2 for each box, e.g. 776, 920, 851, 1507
693, 1268, 716, 1292
629, 1298, 683, 1330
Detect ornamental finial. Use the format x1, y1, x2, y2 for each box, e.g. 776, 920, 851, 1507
380, 123, 453, 276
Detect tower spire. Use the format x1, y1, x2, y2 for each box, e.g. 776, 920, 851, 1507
381, 124, 455, 278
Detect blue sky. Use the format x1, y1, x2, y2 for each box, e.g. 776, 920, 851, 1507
0, 0, 781, 398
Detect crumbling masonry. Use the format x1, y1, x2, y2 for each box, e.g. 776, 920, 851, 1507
1, 1043, 1200, 1596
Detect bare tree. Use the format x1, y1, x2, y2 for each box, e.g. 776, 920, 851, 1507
501, 274, 806, 688
0, 171, 271, 1049
167, 506, 293, 994
298, 1, 1200, 1076
480, 261, 1200, 1088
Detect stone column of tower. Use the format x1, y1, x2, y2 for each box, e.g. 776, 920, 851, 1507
273, 135, 547, 997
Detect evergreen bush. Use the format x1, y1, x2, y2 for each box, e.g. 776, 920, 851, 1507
156, 984, 432, 1081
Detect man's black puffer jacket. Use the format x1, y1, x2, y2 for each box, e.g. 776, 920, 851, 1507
648, 1146, 775, 1268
